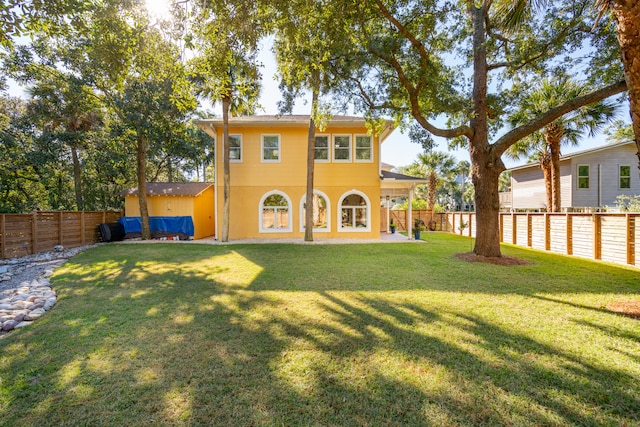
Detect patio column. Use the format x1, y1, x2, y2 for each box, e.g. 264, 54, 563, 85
386, 195, 390, 233
408, 185, 414, 240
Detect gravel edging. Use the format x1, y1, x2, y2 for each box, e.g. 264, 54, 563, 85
0, 245, 97, 335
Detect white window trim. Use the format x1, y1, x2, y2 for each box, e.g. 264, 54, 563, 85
333, 134, 352, 163
259, 190, 292, 233
619, 165, 631, 190
228, 134, 242, 163
354, 134, 373, 163
299, 190, 331, 233
337, 190, 371, 232
261, 134, 281, 163
314, 134, 331, 163
577, 164, 590, 190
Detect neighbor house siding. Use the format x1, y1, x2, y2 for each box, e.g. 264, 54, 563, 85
570, 143, 639, 208
511, 166, 547, 210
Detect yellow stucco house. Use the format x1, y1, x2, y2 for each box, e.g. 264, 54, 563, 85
196, 115, 424, 240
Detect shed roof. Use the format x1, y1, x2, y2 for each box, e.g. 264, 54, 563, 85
120, 182, 214, 197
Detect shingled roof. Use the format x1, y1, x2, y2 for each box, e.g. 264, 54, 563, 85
120, 182, 214, 197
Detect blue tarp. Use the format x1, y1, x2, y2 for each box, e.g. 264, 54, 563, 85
118, 216, 195, 236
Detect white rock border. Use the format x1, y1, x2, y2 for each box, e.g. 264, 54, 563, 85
0, 245, 96, 333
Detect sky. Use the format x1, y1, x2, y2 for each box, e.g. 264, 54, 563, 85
6, 0, 632, 171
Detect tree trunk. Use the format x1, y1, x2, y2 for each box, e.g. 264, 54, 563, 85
137, 136, 151, 240
427, 171, 437, 211
540, 154, 552, 212
304, 85, 319, 242
611, 0, 640, 171
221, 94, 231, 242
469, 3, 504, 257
70, 146, 83, 211
548, 138, 562, 212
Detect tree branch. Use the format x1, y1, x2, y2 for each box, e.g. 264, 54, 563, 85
493, 80, 627, 156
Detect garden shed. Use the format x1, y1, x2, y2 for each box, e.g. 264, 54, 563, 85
121, 182, 214, 239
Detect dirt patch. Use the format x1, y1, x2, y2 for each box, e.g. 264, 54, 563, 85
605, 300, 640, 319
455, 252, 530, 266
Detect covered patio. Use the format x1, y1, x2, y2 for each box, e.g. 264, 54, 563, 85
380, 170, 428, 239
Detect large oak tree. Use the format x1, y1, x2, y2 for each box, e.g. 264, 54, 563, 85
336, 0, 626, 257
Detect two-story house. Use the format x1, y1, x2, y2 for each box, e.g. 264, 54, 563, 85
196, 115, 409, 240
507, 140, 639, 211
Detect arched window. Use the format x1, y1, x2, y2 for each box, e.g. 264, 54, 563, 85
338, 191, 370, 232
299, 190, 330, 232
259, 191, 292, 232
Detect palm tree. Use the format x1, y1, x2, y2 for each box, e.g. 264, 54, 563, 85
27, 76, 103, 211
495, 0, 640, 169
413, 151, 457, 212
508, 78, 618, 211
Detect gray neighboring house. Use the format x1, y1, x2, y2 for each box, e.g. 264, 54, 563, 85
506, 140, 639, 211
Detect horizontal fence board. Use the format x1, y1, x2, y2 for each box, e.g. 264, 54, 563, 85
1, 211, 122, 259
549, 216, 567, 254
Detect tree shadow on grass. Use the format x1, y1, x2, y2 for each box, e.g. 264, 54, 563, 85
0, 243, 639, 426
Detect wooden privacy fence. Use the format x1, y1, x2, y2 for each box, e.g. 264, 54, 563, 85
0, 211, 123, 259
442, 211, 639, 269
385, 210, 450, 232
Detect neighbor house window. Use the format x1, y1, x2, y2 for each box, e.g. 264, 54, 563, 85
229, 135, 242, 162
354, 135, 372, 161
260, 191, 291, 232
577, 165, 590, 189
262, 135, 280, 162
620, 165, 631, 189
314, 135, 329, 161
339, 191, 370, 231
333, 135, 351, 162
300, 191, 330, 232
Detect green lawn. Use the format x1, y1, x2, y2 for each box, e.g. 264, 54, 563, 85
1, 233, 639, 426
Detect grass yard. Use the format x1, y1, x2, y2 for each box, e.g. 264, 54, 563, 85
1, 233, 639, 426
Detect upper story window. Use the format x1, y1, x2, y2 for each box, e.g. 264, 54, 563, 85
620, 165, 631, 189
262, 135, 280, 162
259, 191, 291, 232
333, 135, 351, 162
229, 135, 242, 162
577, 165, 590, 189
314, 135, 330, 162
354, 135, 372, 162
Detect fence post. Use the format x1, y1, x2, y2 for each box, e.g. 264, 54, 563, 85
499, 213, 504, 242
58, 211, 64, 246
566, 214, 573, 255
31, 212, 37, 255
511, 213, 517, 244
626, 214, 635, 266
0, 214, 5, 259
81, 212, 86, 245
527, 213, 532, 247
544, 213, 550, 251
593, 214, 601, 260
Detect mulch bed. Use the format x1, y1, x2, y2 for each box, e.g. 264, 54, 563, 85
605, 300, 640, 319
455, 252, 530, 266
